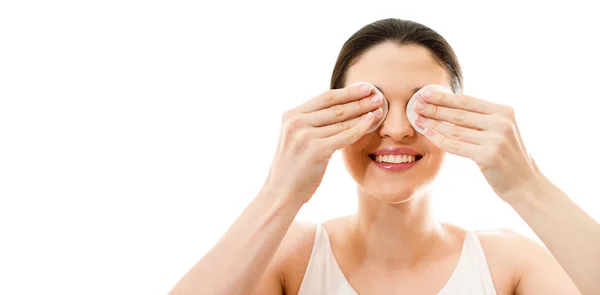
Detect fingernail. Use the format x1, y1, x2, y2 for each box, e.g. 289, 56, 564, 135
370, 94, 382, 103
416, 116, 427, 125
372, 107, 383, 117
422, 89, 434, 99
425, 128, 436, 137
360, 83, 372, 94
415, 101, 425, 110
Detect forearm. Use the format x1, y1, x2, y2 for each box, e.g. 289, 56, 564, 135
508, 177, 600, 295
169, 187, 303, 295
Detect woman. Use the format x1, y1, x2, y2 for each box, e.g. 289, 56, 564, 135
169, 19, 585, 294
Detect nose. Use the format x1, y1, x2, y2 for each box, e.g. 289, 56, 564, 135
378, 101, 416, 140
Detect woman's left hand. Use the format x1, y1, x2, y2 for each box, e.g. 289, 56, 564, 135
413, 88, 542, 203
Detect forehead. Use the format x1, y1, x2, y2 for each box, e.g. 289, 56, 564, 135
345, 42, 449, 95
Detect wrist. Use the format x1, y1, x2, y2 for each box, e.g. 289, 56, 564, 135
259, 184, 306, 211
502, 174, 554, 207
500, 175, 549, 206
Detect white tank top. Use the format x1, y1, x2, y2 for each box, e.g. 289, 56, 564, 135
298, 224, 497, 295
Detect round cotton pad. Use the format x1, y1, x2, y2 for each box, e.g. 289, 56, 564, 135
366, 85, 389, 133
406, 84, 452, 134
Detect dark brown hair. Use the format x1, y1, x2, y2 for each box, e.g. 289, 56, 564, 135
330, 18, 463, 93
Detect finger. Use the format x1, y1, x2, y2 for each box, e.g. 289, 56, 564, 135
314, 107, 384, 138
420, 88, 499, 114
423, 127, 479, 159
415, 115, 486, 145
304, 91, 383, 127
323, 111, 375, 150
414, 100, 494, 130
299, 82, 374, 113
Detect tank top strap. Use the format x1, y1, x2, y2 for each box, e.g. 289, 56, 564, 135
297, 224, 358, 295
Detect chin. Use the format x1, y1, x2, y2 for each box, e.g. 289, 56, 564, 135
360, 176, 434, 204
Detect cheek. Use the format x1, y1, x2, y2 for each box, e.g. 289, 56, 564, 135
424, 140, 445, 166
424, 139, 442, 154
341, 146, 365, 170
341, 136, 372, 175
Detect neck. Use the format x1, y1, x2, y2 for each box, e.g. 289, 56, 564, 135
349, 188, 447, 267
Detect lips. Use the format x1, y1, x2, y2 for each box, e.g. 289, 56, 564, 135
368, 147, 423, 171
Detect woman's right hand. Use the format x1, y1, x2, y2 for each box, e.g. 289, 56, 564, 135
264, 82, 385, 204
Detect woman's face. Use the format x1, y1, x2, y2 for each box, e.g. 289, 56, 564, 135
342, 42, 450, 204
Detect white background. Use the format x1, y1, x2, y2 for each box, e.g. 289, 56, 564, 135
1, 1, 599, 294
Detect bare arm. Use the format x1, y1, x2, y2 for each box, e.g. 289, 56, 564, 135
168, 82, 384, 295
168, 187, 301, 295
509, 176, 600, 295
409, 82, 599, 293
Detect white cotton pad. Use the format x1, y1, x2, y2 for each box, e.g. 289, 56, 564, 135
366, 85, 389, 133
406, 84, 452, 134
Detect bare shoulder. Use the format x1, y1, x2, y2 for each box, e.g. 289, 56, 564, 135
275, 221, 317, 263
470, 228, 540, 293
475, 228, 551, 268
475, 228, 579, 294
270, 221, 317, 294
476, 227, 544, 253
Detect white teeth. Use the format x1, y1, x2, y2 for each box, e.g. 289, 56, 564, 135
375, 155, 417, 163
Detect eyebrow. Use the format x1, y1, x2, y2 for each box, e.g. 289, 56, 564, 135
373, 85, 423, 96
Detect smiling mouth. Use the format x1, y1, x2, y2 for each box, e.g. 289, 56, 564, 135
368, 154, 424, 164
